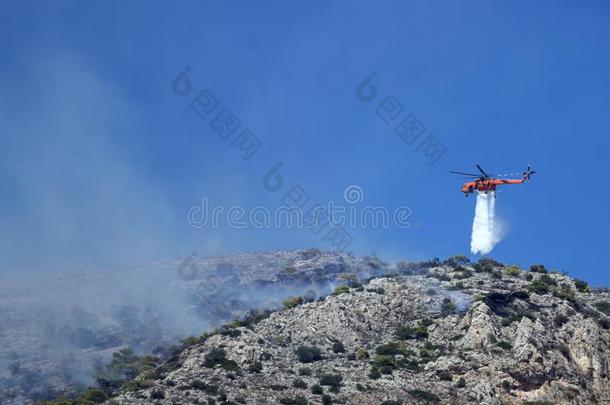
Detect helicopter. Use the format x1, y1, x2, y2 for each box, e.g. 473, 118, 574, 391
450, 164, 535, 196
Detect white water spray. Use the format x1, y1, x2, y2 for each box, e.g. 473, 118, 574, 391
470, 191, 505, 254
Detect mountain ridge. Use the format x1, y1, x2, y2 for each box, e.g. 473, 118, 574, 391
97, 254, 610, 405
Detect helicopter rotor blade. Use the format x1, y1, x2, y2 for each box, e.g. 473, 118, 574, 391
449, 171, 481, 177
494, 173, 523, 177
476, 164, 490, 178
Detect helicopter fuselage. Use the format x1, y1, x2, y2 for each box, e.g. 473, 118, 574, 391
461, 178, 526, 195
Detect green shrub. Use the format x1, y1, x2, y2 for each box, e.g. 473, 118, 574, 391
395, 326, 413, 339
455, 377, 466, 388
191, 379, 208, 390
418, 348, 437, 363
445, 255, 470, 266
373, 355, 396, 368
479, 257, 503, 267
220, 327, 241, 338
204, 347, 227, 368
442, 298, 456, 315
504, 265, 521, 277
279, 397, 308, 405
433, 272, 451, 282
180, 335, 204, 348
438, 370, 452, 381
296, 345, 322, 363
425, 287, 438, 296
319, 373, 342, 389
527, 280, 550, 295
221, 359, 239, 371
368, 367, 381, 379
237, 309, 272, 327
554, 314, 569, 327
379, 365, 393, 375
396, 325, 428, 340
356, 347, 369, 359
200, 347, 239, 372
539, 274, 557, 286
123, 378, 154, 392
496, 341, 512, 350
574, 279, 590, 293
322, 395, 332, 405
311, 384, 323, 395
512, 290, 530, 300
380, 401, 402, 405
283, 296, 304, 309
80, 389, 107, 403
408, 389, 440, 402
293, 378, 307, 389
376, 342, 406, 356
529, 264, 547, 273
98, 348, 159, 389
552, 283, 576, 303
248, 361, 263, 373
413, 326, 429, 339
298, 367, 312, 376
332, 285, 350, 296
150, 388, 165, 399
453, 269, 473, 279
332, 341, 345, 353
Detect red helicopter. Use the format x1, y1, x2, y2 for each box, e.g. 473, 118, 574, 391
450, 164, 535, 196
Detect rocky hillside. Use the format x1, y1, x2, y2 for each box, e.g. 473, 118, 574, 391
104, 257, 610, 405
0, 249, 390, 404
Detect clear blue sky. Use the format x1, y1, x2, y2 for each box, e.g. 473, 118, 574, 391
1, 1, 609, 284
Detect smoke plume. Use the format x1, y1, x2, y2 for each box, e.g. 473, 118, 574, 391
470, 191, 505, 255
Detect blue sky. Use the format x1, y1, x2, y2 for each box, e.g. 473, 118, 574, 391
1, 1, 609, 284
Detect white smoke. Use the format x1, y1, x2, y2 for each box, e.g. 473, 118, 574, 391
470, 191, 505, 254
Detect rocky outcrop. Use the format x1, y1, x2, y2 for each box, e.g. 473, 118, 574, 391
107, 258, 610, 405
0, 250, 395, 404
